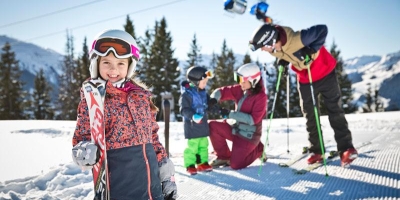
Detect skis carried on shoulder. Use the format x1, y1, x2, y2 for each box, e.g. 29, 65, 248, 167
293, 141, 372, 175
82, 79, 110, 200
163, 99, 170, 156
278, 147, 309, 167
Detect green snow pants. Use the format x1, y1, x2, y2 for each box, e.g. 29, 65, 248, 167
184, 137, 209, 167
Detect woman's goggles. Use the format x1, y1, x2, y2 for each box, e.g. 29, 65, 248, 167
91, 38, 140, 60
234, 71, 261, 83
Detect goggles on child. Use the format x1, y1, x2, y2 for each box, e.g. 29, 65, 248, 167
204, 70, 215, 79
233, 71, 261, 83
91, 38, 140, 60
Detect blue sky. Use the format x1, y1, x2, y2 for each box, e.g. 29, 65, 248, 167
0, 0, 399, 63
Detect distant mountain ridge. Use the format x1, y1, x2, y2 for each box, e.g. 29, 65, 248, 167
344, 50, 400, 110
1, 35, 399, 111
0, 35, 63, 100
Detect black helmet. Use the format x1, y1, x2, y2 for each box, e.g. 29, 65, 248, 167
186, 66, 206, 81
249, 24, 278, 51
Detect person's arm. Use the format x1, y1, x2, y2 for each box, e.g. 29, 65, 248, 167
151, 113, 168, 162
300, 24, 328, 52
179, 93, 195, 119
210, 84, 243, 102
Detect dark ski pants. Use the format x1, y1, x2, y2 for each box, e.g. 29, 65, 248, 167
209, 120, 264, 169
298, 70, 354, 154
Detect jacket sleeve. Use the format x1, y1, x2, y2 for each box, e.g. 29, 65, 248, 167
211, 84, 243, 103
72, 88, 92, 147
179, 93, 195, 119
151, 112, 168, 163
300, 24, 328, 51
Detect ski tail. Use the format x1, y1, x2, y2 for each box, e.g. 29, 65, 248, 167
82, 80, 110, 200
163, 99, 170, 155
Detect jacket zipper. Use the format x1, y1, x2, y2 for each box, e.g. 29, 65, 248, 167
142, 143, 153, 200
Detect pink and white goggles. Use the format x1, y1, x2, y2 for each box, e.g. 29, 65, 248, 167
234, 71, 261, 83
91, 38, 140, 60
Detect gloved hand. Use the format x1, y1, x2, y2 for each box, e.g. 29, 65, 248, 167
293, 46, 316, 65
159, 158, 177, 200
277, 59, 290, 77
192, 113, 203, 123
208, 98, 217, 107
208, 98, 221, 114
220, 108, 230, 119
72, 141, 99, 171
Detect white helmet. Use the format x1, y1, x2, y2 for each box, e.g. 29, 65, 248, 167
236, 63, 261, 87
89, 29, 140, 79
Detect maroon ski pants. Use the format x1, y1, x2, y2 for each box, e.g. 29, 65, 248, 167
209, 120, 264, 169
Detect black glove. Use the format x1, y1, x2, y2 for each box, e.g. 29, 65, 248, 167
208, 98, 217, 107
293, 46, 316, 65
277, 59, 289, 77
220, 108, 230, 118
208, 98, 221, 114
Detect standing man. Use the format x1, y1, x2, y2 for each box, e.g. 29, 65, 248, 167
248, 23, 357, 166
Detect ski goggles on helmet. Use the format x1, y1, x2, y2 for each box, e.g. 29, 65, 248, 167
234, 71, 261, 83
203, 70, 215, 79
91, 38, 140, 60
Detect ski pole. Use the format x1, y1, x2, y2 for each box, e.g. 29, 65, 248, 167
258, 64, 284, 176
286, 73, 290, 153
305, 56, 329, 177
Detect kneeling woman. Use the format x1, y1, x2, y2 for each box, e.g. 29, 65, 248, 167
209, 63, 268, 170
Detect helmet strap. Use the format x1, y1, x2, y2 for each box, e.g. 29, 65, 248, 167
89, 56, 99, 79
126, 58, 137, 78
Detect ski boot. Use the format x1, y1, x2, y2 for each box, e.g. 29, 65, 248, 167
186, 165, 197, 175
307, 153, 323, 164
210, 159, 230, 168
197, 163, 213, 172
340, 148, 358, 167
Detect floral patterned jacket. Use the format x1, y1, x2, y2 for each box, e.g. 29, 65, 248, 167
72, 80, 168, 163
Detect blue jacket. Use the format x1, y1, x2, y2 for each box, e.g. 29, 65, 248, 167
179, 81, 210, 139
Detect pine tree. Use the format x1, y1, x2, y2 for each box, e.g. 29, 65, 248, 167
123, 15, 142, 79
211, 40, 236, 110
363, 86, 373, 113
32, 68, 54, 119
57, 31, 80, 120
147, 17, 180, 121
76, 37, 90, 84
185, 34, 203, 80
242, 53, 252, 64
136, 29, 154, 80
0, 42, 26, 119
373, 87, 384, 112
206, 52, 218, 94
363, 86, 383, 113
124, 15, 137, 40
